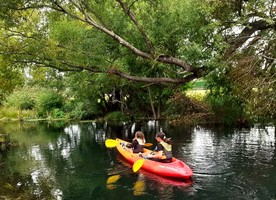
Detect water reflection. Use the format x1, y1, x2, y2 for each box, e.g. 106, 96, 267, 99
0, 122, 275, 200
133, 174, 146, 196
181, 125, 276, 176
112, 155, 194, 199
106, 174, 121, 190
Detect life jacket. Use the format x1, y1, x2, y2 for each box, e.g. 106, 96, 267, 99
160, 141, 172, 159
132, 138, 145, 153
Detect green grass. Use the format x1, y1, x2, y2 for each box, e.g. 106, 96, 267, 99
0, 107, 37, 121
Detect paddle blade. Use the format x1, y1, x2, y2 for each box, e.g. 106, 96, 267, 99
133, 159, 145, 172
105, 139, 118, 148
106, 175, 120, 190
106, 175, 120, 184
144, 143, 153, 147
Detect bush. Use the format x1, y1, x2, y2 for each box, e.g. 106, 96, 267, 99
0, 107, 18, 119
105, 111, 130, 123
52, 108, 65, 118
3, 86, 65, 119
165, 92, 211, 125
66, 101, 101, 120
206, 93, 245, 125
4, 87, 36, 110
36, 91, 64, 117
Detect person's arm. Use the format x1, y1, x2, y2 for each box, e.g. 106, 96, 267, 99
147, 150, 163, 159
146, 144, 163, 159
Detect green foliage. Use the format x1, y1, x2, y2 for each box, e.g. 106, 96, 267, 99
63, 71, 114, 119
0, 106, 19, 119
66, 102, 87, 120
207, 92, 245, 125
190, 79, 207, 89
0, 56, 24, 103
36, 90, 64, 117
3, 86, 64, 119
0, 0, 275, 124
206, 69, 245, 125
164, 92, 211, 125
5, 89, 35, 110
66, 101, 100, 120
52, 108, 65, 119
28, 68, 65, 91
105, 111, 129, 123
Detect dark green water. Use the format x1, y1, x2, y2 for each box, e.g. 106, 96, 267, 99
0, 121, 275, 200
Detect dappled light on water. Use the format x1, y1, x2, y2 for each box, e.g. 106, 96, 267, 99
0, 121, 275, 199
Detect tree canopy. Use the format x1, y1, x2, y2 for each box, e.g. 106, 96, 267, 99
0, 0, 274, 82
0, 0, 275, 122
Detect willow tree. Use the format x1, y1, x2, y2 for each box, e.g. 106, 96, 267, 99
0, 0, 275, 120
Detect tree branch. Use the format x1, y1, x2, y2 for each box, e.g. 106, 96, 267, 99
107, 68, 197, 84
116, 0, 154, 54
225, 19, 276, 58
48, 1, 194, 72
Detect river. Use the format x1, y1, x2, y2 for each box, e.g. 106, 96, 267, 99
0, 121, 275, 200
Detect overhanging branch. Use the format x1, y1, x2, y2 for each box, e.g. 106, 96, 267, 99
107, 68, 197, 85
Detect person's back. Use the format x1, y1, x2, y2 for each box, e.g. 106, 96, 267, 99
126, 131, 145, 153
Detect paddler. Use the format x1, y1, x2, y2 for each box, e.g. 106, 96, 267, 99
126, 131, 146, 153
143, 132, 172, 163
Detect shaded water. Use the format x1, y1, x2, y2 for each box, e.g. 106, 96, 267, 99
0, 121, 275, 200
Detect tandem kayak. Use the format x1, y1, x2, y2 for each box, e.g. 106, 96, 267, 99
115, 138, 193, 180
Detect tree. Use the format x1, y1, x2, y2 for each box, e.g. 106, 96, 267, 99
207, 0, 276, 121
0, 56, 24, 103
0, 0, 275, 121
0, 0, 273, 84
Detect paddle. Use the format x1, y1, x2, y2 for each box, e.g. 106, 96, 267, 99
144, 143, 153, 147
106, 174, 120, 184
132, 159, 145, 172
106, 175, 120, 190
105, 139, 119, 148
105, 139, 153, 148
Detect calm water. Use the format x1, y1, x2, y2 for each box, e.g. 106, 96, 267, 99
0, 121, 275, 200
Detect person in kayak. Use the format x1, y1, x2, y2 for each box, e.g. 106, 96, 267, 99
126, 131, 146, 153
143, 132, 172, 163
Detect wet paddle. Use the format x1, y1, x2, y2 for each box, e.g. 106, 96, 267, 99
106, 174, 121, 184
144, 143, 153, 147
105, 139, 119, 148
106, 175, 121, 190
105, 139, 153, 148
132, 159, 145, 172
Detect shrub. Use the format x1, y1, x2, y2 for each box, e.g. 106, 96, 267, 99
4, 87, 36, 110
36, 91, 64, 117
0, 107, 18, 119
206, 92, 245, 125
105, 111, 130, 123
165, 92, 211, 125
52, 108, 65, 118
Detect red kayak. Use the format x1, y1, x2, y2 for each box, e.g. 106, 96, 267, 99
115, 138, 193, 180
